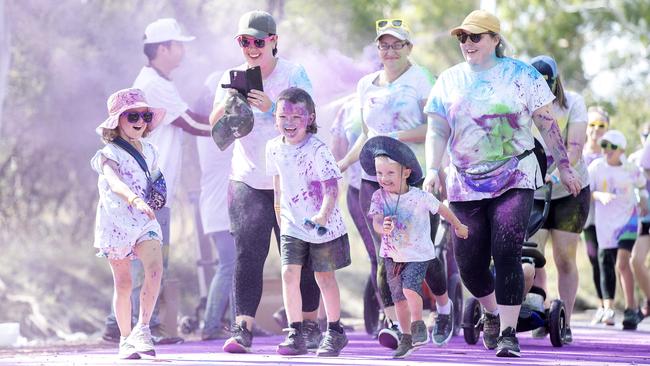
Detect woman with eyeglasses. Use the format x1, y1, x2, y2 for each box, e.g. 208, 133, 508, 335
525, 55, 590, 343
423, 10, 581, 357
588, 130, 647, 331
581, 106, 610, 325
208, 10, 320, 354
337, 18, 455, 349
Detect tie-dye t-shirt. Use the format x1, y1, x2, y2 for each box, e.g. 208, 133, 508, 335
424, 58, 554, 202
368, 187, 440, 262
533, 91, 590, 200
357, 65, 434, 181
588, 158, 645, 249
215, 58, 313, 190
266, 134, 346, 244
583, 150, 603, 227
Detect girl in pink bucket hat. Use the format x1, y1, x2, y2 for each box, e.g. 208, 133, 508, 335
90, 88, 166, 359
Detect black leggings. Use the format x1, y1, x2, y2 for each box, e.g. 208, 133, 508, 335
450, 188, 533, 305
228, 181, 320, 317
598, 248, 618, 300
346, 186, 379, 296
583, 225, 603, 299
359, 179, 446, 308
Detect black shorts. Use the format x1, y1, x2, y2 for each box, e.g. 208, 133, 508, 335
618, 239, 636, 252
280, 234, 351, 272
639, 222, 650, 237
535, 186, 590, 233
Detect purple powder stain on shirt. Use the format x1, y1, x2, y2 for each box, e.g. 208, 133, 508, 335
307, 181, 323, 206
474, 112, 521, 130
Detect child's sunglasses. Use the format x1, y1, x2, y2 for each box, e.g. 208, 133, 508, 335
600, 141, 618, 150
376, 18, 409, 32
456, 32, 489, 44
588, 121, 607, 129
237, 35, 272, 49
122, 111, 154, 123
303, 218, 328, 236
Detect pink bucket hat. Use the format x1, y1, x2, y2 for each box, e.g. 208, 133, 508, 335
96, 88, 165, 135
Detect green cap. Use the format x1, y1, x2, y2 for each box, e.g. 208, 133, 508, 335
237, 10, 276, 39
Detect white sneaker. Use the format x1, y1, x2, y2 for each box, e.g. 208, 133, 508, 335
601, 308, 615, 326
127, 324, 156, 356
118, 337, 140, 359
591, 307, 605, 325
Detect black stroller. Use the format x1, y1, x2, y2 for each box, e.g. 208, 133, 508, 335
462, 140, 568, 348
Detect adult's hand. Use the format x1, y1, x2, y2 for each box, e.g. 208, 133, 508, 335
558, 165, 582, 197
423, 170, 441, 194
247, 89, 272, 112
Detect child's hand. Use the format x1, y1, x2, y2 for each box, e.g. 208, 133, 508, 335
593, 191, 616, 205
382, 216, 395, 235
454, 223, 469, 239
133, 198, 155, 220
310, 214, 327, 227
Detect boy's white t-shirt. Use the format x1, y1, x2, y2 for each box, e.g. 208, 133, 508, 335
357, 65, 434, 181
533, 91, 590, 200
215, 58, 313, 190
266, 134, 346, 243
588, 158, 645, 249
368, 187, 440, 263
90, 142, 163, 259
133, 66, 188, 207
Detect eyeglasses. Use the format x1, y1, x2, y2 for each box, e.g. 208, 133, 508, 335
376, 18, 409, 31
236, 35, 273, 49
456, 32, 489, 44
377, 41, 409, 50
122, 111, 154, 123
588, 121, 607, 129
600, 141, 618, 150
304, 218, 328, 236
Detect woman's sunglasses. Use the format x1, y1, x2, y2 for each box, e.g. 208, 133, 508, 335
600, 141, 618, 150
303, 218, 328, 236
377, 41, 409, 50
456, 32, 489, 44
122, 111, 153, 123
376, 18, 409, 31
237, 35, 273, 49
588, 121, 607, 129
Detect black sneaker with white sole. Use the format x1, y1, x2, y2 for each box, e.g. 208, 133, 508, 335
496, 327, 520, 358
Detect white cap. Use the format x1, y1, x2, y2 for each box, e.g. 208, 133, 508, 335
599, 130, 627, 150
144, 18, 195, 44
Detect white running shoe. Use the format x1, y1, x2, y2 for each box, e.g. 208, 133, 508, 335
118, 337, 140, 360
127, 324, 156, 356
591, 307, 605, 325
601, 308, 615, 326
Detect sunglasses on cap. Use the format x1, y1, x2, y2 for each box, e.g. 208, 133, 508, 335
236, 35, 273, 49
122, 111, 154, 123
600, 141, 618, 150
376, 18, 409, 32
456, 32, 489, 44
304, 218, 328, 236
588, 121, 607, 129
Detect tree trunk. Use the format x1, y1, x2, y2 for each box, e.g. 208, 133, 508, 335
0, 0, 11, 138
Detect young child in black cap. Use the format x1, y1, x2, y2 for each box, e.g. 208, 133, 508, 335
361, 136, 468, 358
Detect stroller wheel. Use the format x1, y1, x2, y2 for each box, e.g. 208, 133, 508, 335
363, 275, 380, 335
548, 299, 566, 347
449, 274, 463, 337
462, 297, 482, 345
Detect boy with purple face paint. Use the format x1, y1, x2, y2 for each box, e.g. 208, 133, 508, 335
266, 87, 351, 357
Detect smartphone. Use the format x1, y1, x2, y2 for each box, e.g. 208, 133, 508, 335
221, 66, 263, 96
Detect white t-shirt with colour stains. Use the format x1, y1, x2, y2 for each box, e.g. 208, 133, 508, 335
533, 91, 589, 200
214, 58, 313, 190
266, 134, 347, 243
588, 158, 645, 249
368, 187, 440, 263
424, 57, 553, 202
91, 142, 163, 259
357, 65, 434, 181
